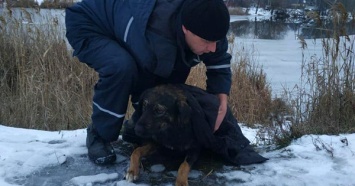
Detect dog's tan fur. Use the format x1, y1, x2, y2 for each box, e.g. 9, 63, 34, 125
176, 159, 190, 186
126, 144, 191, 186
125, 143, 155, 182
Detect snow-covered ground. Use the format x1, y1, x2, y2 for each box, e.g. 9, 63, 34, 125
1, 6, 354, 186
230, 7, 272, 22
0, 124, 354, 186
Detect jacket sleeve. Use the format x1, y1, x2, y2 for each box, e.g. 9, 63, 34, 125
201, 37, 232, 95
65, 2, 135, 66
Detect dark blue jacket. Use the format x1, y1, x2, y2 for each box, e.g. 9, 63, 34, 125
65, 0, 232, 95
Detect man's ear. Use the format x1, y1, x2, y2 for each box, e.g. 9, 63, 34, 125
182, 25, 187, 34
177, 100, 192, 125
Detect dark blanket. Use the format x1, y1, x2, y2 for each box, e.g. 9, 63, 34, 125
175, 84, 268, 165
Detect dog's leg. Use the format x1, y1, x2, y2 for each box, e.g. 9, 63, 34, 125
175, 158, 190, 186
126, 143, 154, 182
175, 148, 200, 186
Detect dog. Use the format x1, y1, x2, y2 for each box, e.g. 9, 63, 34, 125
125, 84, 200, 186
124, 84, 268, 186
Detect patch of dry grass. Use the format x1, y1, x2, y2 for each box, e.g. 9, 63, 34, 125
290, 2, 355, 136
0, 8, 96, 130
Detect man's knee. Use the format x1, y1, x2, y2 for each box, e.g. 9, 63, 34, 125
112, 58, 137, 76
99, 59, 138, 81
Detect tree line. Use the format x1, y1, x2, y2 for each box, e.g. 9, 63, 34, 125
4, 0, 75, 9
226, 0, 355, 12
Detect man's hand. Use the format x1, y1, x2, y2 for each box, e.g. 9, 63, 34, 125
214, 93, 228, 132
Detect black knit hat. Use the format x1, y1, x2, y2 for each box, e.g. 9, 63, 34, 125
181, 0, 230, 41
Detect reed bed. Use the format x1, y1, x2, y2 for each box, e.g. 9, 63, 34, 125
0, 8, 96, 130
293, 2, 355, 135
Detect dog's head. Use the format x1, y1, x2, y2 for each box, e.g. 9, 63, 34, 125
134, 84, 192, 138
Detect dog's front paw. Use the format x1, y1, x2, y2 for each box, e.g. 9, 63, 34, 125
175, 179, 188, 186
125, 167, 139, 182
175, 159, 191, 186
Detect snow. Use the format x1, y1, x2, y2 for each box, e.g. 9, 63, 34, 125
150, 164, 165, 173
35, 0, 43, 5
0, 124, 354, 185
69, 173, 119, 185
217, 134, 355, 185
230, 7, 272, 22
1, 7, 355, 186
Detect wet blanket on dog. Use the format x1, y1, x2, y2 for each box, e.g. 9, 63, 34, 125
175, 84, 268, 165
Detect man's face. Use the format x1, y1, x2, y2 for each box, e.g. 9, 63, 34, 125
182, 25, 218, 55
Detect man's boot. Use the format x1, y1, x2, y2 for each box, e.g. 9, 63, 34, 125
86, 124, 116, 165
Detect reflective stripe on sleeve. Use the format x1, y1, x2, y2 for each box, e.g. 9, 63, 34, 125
206, 64, 231, 69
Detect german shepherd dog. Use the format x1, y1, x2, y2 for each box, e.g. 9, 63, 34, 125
124, 84, 267, 185
125, 84, 201, 186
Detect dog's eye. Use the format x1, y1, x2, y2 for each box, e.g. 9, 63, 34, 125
145, 123, 152, 129
142, 100, 148, 111
160, 123, 167, 129
154, 104, 166, 116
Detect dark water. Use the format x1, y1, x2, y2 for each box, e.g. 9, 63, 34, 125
230, 17, 355, 40
2, 8, 354, 41
229, 16, 355, 95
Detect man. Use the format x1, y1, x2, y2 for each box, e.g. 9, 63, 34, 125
65, 0, 232, 165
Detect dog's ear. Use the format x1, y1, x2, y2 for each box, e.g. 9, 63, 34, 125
177, 100, 192, 124
134, 89, 151, 120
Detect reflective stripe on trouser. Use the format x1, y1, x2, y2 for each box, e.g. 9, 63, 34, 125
91, 53, 138, 142
73, 37, 138, 142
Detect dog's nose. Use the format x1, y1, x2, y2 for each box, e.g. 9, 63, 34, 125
134, 125, 144, 137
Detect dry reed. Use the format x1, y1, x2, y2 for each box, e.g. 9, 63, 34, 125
0, 8, 97, 130
292, 2, 355, 135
